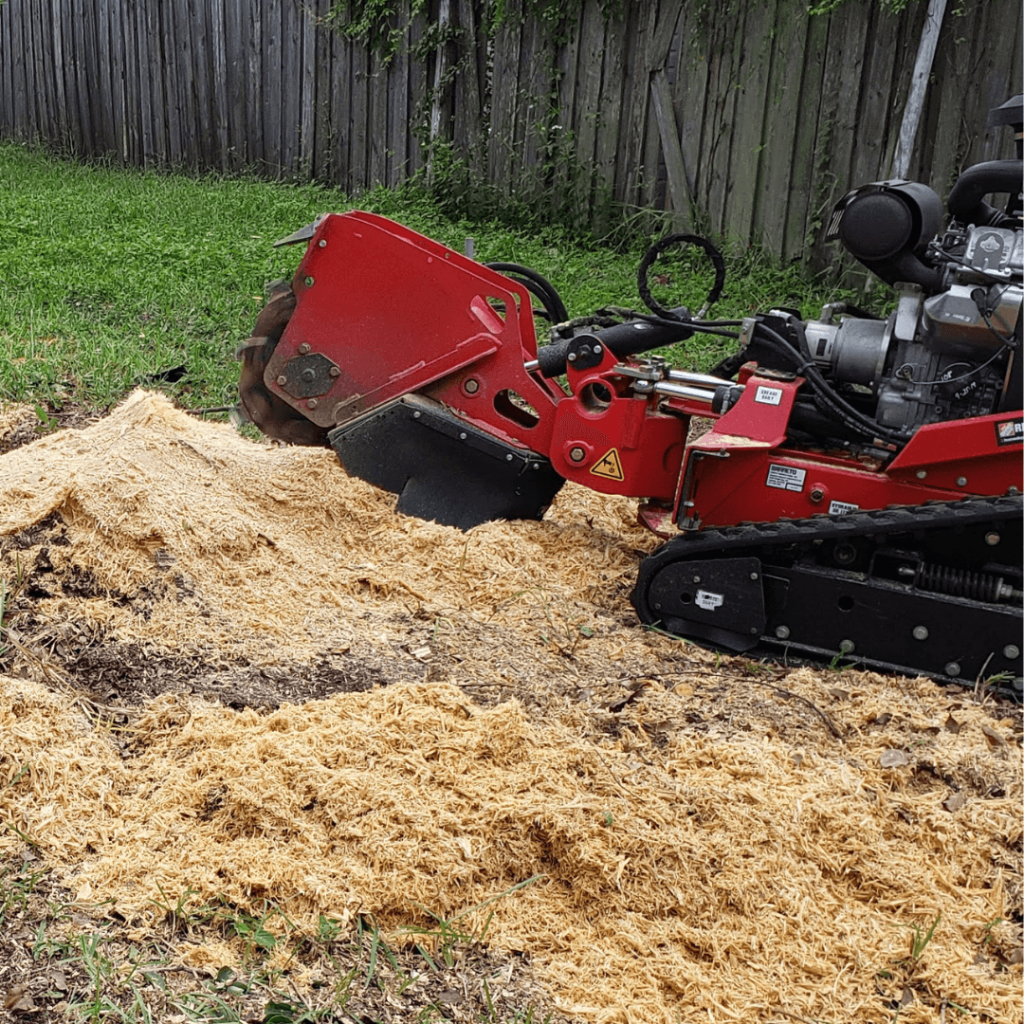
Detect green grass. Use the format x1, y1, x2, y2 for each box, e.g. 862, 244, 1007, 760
0, 142, 883, 418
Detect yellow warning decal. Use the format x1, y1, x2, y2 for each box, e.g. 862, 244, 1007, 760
590, 448, 625, 481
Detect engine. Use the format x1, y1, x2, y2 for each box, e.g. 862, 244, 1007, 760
804, 216, 1022, 433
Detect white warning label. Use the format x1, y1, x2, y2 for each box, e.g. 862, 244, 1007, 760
695, 590, 724, 611
754, 385, 783, 406
766, 464, 806, 492
828, 500, 859, 515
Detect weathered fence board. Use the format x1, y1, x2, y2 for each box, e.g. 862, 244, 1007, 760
0, 0, 1020, 268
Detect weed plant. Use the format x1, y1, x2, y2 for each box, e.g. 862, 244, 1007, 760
0, 142, 884, 420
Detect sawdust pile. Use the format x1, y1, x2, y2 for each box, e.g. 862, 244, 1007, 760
0, 392, 1022, 1023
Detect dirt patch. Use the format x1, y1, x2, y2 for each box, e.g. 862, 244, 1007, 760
0, 393, 1021, 1024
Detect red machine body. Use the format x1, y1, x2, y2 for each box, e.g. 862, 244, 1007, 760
239, 183, 1023, 694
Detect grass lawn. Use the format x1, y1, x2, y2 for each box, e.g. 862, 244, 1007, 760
0, 142, 874, 419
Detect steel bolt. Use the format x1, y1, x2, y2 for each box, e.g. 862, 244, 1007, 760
916, 470, 927, 480
692, 576, 701, 584
653, 603, 662, 611
750, 627, 759, 634
459, 432, 467, 440
276, 375, 287, 386
567, 352, 577, 362
912, 626, 928, 641
307, 398, 318, 409
569, 446, 586, 463
593, 344, 603, 354
775, 625, 790, 639
506, 454, 514, 462
945, 662, 961, 677
413, 411, 421, 419
304, 276, 315, 287
329, 366, 341, 377
750, 572, 759, 580
839, 639, 855, 654
1004, 645, 1020, 659
985, 532, 1000, 546
809, 487, 824, 503
464, 378, 480, 394
298, 343, 311, 355
318, 239, 327, 248
956, 476, 967, 487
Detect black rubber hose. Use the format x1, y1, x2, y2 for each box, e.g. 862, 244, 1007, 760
485, 262, 569, 324
637, 234, 727, 319
755, 322, 908, 446
947, 159, 1023, 227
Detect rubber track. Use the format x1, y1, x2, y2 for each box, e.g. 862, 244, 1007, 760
633, 496, 1024, 698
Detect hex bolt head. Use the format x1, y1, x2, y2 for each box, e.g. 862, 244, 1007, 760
912, 626, 929, 641
916, 469, 927, 480
276, 375, 287, 386
306, 398, 318, 409
318, 239, 327, 248
459, 432, 467, 440
1004, 645, 1020, 659
692, 576, 701, 584
956, 476, 967, 487
506, 454, 514, 462
567, 352, 577, 362
329, 366, 341, 378
775, 625, 790, 639
298, 343, 311, 355
569, 446, 586, 463
593, 344, 603, 354
945, 662, 961, 677
839, 639, 855, 654
750, 572, 759, 580
985, 532, 1000, 546
653, 602, 662, 611
809, 487, 824, 503
413, 410, 421, 419
464, 378, 480, 394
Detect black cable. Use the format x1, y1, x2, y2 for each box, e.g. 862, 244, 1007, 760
755, 322, 908, 446
637, 234, 727, 319
485, 262, 569, 324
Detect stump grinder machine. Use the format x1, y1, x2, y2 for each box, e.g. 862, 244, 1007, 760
239, 96, 1024, 698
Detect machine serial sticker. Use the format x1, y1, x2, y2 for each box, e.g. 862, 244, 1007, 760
766, 464, 806, 492
828, 500, 859, 515
695, 590, 724, 611
995, 418, 1024, 445
590, 448, 625, 481
754, 385, 783, 405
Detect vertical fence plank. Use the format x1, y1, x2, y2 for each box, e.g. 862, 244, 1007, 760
488, 9, 521, 191
349, 33, 369, 190
210, 0, 229, 171
551, 5, 582, 216
246, 0, 264, 171
572, 0, 604, 216
754, 0, 809, 254
407, 8, 427, 176
805, 3, 871, 269
312, 0, 333, 182
280, 0, 301, 175
388, 14, 412, 187
264, 0, 284, 175
330, 25, 351, 190
224, 0, 244, 170
0, 4, 11, 137
369, 49, 388, 186
452, 0, 483, 183
780, 7, 828, 258
148, 0, 170, 165
671, 7, 710, 227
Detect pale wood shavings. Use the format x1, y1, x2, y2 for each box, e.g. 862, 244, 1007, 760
0, 392, 1021, 1023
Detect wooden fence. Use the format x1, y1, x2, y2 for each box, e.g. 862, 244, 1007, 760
0, 0, 1020, 263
